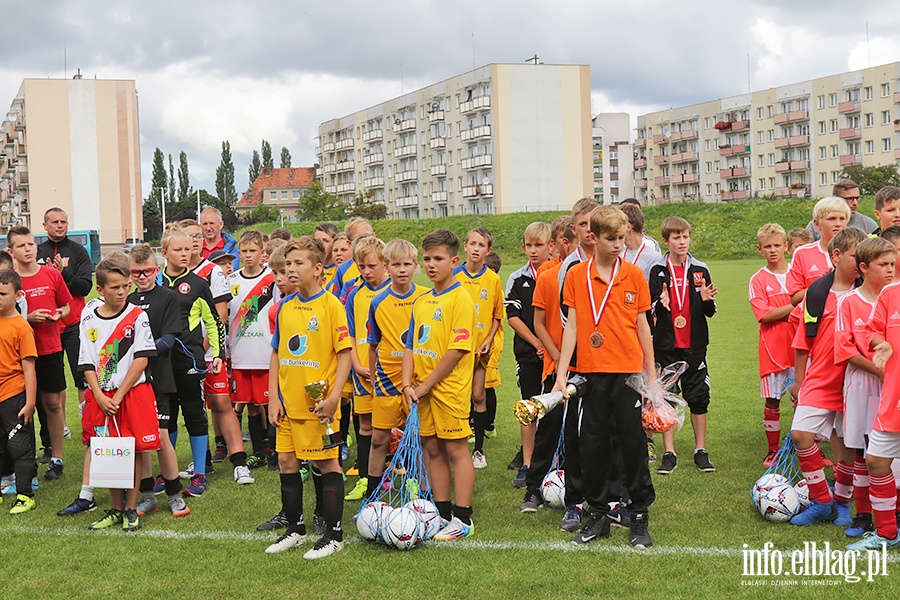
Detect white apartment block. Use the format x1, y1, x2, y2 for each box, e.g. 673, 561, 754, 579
317, 63, 594, 219
592, 113, 634, 204
634, 62, 900, 204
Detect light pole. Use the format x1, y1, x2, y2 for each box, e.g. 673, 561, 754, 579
155, 187, 166, 233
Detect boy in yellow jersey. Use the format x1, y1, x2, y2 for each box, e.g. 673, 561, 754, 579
267, 236, 351, 559
343, 237, 392, 501
404, 229, 477, 540
330, 217, 374, 301
366, 239, 428, 494
453, 227, 504, 469
483, 251, 503, 438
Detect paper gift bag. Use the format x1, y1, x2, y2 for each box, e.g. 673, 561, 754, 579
89, 420, 136, 488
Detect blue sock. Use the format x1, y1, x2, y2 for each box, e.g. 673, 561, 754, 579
169, 430, 178, 450
189, 435, 208, 476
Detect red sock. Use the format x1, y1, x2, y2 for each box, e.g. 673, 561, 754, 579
869, 473, 898, 540
853, 455, 871, 514
797, 444, 831, 503
834, 461, 854, 504
763, 406, 780, 452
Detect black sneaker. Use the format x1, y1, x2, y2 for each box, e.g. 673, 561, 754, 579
212, 443, 227, 463
570, 511, 610, 545
57, 496, 97, 516
39, 448, 52, 465
519, 491, 543, 513
267, 453, 279, 471
608, 503, 631, 529
629, 512, 652, 549
657, 452, 677, 475
246, 454, 266, 469
257, 510, 289, 531
313, 514, 327, 535
45, 460, 64, 481
507, 447, 524, 471
694, 449, 716, 472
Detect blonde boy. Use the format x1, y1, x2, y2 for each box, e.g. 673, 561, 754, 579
788, 197, 851, 307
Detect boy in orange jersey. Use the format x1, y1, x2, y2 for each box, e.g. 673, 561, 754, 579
539, 216, 574, 275
748, 224, 795, 467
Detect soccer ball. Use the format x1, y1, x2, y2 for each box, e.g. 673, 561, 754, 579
386, 507, 424, 550
357, 501, 392, 542
793, 479, 810, 507
751, 473, 790, 503
540, 470, 566, 508
757, 483, 800, 522
404, 499, 441, 540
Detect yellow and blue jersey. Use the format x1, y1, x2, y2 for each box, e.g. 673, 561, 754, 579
368, 284, 428, 396
453, 264, 504, 350
346, 278, 391, 396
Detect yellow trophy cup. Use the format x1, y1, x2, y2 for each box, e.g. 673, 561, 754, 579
513, 374, 588, 426
304, 380, 342, 450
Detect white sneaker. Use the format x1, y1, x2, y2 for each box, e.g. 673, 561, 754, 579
434, 516, 474, 540
63, 426, 71, 439
472, 450, 487, 469
136, 494, 158, 515
234, 465, 255, 485
265, 531, 307, 554
178, 462, 195, 479
303, 536, 344, 559
0, 475, 15, 495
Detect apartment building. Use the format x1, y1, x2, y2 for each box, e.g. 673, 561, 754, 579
317, 62, 593, 219
635, 62, 900, 204
0, 75, 142, 243
592, 113, 634, 204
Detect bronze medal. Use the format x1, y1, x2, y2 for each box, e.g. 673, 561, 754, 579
590, 331, 604, 348
674, 315, 687, 329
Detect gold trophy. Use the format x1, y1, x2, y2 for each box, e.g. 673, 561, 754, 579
304, 380, 342, 449
513, 374, 588, 426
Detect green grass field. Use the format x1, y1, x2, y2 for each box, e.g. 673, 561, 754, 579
1, 259, 895, 598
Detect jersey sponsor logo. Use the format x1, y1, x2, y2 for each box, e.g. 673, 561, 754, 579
522, 281, 530, 288
413, 347, 438, 359
854, 317, 866, 327
624, 291, 637, 306
765, 285, 774, 292
308, 315, 319, 332
400, 328, 410, 346
142, 434, 158, 444
288, 334, 308, 356
178, 282, 192, 294
452, 328, 470, 343
280, 357, 321, 368
809, 264, 820, 273
337, 325, 349, 342
417, 324, 431, 345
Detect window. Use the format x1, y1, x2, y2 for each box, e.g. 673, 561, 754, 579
864, 86, 873, 101
769, 177, 776, 189
817, 95, 826, 109
883, 138, 892, 152
767, 153, 775, 166
705, 140, 711, 151
705, 161, 712, 173
704, 117, 710, 129
864, 113, 874, 127
757, 131, 765, 144
269, 191, 277, 200
281, 190, 288, 199
768, 130, 774, 142
865, 140, 874, 154
610, 150, 618, 159
832, 171, 840, 184
831, 145, 839, 158
767, 105, 773, 117
818, 121, 826, 134
819, 146, 826, 160
757, 107, 764, 120
883, 110, 892, 125
758, 154, 765, 167
882, 83, 891, 97
847, 89, 860, 102
759, 178, 766, 190
829, 93, 837, 107
830, 119, 838, 132
292, 190, 301, 199
819, 172, 827, 185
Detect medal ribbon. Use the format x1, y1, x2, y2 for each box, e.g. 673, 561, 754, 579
622, 241, 645, 265
586, 257, 620, 330
666, 256, 690, 314
528, 262, 537, 281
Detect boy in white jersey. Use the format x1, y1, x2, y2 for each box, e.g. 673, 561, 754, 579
618, 202, 663, 279
79, 257, 159, 532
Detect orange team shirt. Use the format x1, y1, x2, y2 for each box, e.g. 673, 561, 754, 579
748, 267, 794, 377
792, 289, 853, 412
834, 290, 876, 365
866, 282, 900, 433
538, 256, 561, 276
0, 316, 38, 401
532, 263, 563, 380
562, 259, 650, 374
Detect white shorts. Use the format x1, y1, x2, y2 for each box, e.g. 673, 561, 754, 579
761, 368, 794, 399
791, 405, 844, 440
867, 429, 900, 460
842, 366, 882, 450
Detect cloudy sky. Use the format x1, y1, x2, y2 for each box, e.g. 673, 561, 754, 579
3, 1, 900, 198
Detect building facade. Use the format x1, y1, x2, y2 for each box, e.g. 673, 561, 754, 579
592, 113, 634, 204
635, 62, 900, 204
317, 63, 594, 219
235, 167, 316, 218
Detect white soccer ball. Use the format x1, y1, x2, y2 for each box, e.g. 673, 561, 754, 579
793, 479, 810, 507
386, 506, 424, 550
404, 499, 441, 540
357, 501, 392, 542
757, 483, 800, 522
751, 473, 790, 503
540, 469, 566, 508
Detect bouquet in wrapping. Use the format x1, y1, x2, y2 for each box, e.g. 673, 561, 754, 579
626, 361, 688, 433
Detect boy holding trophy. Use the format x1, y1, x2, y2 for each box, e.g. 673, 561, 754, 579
267, 237, 352, 559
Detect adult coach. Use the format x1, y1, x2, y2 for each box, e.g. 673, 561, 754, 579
37, 208, 92, 450
199, 207, 240, 271
806, 180, 877, 240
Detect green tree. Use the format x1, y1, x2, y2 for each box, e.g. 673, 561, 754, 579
349, 189, 387, 220
168, 154, 176, 208
248, 150, 262, 187
147, 147, 167, 234
840, 164, 900, 195
298, 179, 345, 221
261, 140, 273, 169
243, 203, 280, 225
280, 146, 291, 168
150, 147, 167, 202
178, 151, 191, 201
215, 141, 237, 209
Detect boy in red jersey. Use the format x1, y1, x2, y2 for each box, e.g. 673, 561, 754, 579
788, 196, 850, 307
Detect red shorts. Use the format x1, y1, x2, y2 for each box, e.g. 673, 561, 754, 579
203, 360, 231, 398
230, 369, 270, 406
81, 382, 161, 452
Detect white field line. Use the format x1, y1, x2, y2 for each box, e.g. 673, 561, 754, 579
3, 523, 899, 562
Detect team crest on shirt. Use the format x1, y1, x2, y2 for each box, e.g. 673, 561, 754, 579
693, 272, 704, 287
179, 282, 191, 294
308, 315, 320, 332
432, 307, 443, 322
123, 325, 134, 339
88, 328, 98, 342
231, 284, 241, 296
624, 291, 636, 307
479, 288, 488, 301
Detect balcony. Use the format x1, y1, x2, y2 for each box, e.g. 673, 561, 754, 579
336, 182, 356, 194
335, 160, 355, 172
363, 152, 384, 166
654, 176, 670, 186
15, 143, 26, 157
636, 178, 647, 189
671, 151, 698, 164
776, 186, 809, 198
895, 120, 900, 132
394, 119, 416, 133
462, 183, 493, 198
720, 167, 748, 178
634, 158, 647, 168
839, 127, 861, 140
322, 164, 336, 174
652, 133, 667, 143
395, 170, 417, 183
459, 96, 491, 114
336, 138, 354, 150
460, 125, 491, 142
429, 137, 446, 150
672, 173, 698, 184
324, 185, 337, 193
773, 111, 809, 125
432, 191, 449, 203
839, 101, 860, 114
670, 130, 698, 141
721, 190, 748, 201
839, 154, 861, 166
653, 155, 669, 165
775, 160, 809, 173
321, 142, 335, 153
362, 129, 383, 143
428, 110, 445, 123
461, 155, 493, 170
774, 135, 810, 149
15, 168, 28, 186
896, 148, 900, 160
396, 195, 419, 207
395, 144, 417, 158
729, 120, 750, 132
431, 164, 447, 177
634, 138, 646, 148
719, 144, 751, 156
363, 176, 384, 188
